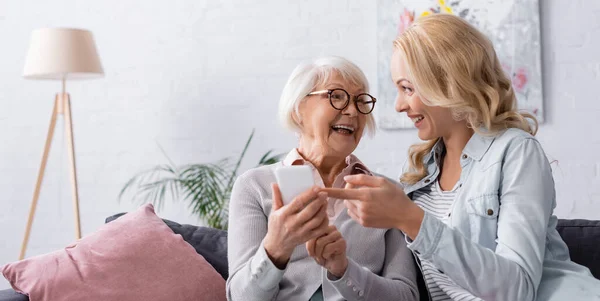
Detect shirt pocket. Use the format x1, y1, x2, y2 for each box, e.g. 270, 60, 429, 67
466, 194, 500, 249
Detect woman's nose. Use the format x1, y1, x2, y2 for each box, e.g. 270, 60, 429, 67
342, 99, 358, 117
395, 94, 409, 113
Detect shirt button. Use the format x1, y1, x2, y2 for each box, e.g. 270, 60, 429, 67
358, 290, 364, 297
353, 286, 358, 292
346, 280, 352, 286
424, 179, 430, 183
462, 154, 468, 159
447, 212, 451, 217
438, 269, 444, 274
487, 209, 494, 216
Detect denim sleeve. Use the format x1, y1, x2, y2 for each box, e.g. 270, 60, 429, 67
328, 229, 419, 301
408, 138, 553, 301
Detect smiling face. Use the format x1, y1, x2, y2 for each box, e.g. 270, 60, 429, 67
390, 50, 461, 141
297, 71, 367, 159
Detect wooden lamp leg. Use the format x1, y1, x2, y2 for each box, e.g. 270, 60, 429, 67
19, 96, 60, 260
62, 93, 82, 240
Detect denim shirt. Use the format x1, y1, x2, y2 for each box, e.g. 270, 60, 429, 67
402, 128, 600, 301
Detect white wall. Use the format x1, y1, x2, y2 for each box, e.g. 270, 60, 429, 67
0, 0, 598, 290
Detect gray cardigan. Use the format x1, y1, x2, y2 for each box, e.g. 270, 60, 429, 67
226, 163, 419, 301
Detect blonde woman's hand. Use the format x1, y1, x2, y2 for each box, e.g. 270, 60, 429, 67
306, 225, 348, 278
263, 184, 329, 269
321, 174, 424, 240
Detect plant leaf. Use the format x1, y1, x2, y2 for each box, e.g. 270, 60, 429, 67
225, 129, 254, 192
258, 150, 284, 166
119, 130, 283, 230
118, 164, 180, 211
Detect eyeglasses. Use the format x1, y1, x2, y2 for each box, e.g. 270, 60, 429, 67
307, 88, 376, 114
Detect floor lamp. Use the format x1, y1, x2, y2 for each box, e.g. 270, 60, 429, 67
19, 28, 104, 260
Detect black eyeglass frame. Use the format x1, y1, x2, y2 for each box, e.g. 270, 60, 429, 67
307, 88, 377, 114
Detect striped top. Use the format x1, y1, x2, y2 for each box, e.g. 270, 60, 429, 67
412, 180, 481, 301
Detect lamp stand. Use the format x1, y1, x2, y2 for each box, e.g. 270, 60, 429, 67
19, 84, 82, 260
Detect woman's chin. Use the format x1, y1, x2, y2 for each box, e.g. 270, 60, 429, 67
417, 130, 434, 141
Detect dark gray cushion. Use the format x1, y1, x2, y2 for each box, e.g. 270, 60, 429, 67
105, 213, 229, 279
556, 219, 600, 279
0, 289, 27, 301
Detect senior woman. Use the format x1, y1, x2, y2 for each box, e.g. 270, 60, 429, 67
226, 56, 419, 301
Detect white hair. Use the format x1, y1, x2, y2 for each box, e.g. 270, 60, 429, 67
278, 56, 376, 137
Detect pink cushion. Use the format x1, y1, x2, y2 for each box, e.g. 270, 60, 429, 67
2, 204, 226, 301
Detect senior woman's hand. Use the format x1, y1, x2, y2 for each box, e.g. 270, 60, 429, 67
306, 225, 348, 278
263, 183, 330, 269
321, 174, 425, 240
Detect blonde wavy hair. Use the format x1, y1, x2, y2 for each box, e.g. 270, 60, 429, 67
396, 14, 538, 185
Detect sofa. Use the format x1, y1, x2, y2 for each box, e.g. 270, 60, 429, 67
1, 216, 599, 301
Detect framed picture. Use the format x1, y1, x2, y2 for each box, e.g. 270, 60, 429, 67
376, 0, 543, 129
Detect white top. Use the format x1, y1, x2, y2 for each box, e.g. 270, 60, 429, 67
412, 180, 481, 301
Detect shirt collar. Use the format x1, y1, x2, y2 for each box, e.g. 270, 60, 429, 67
424, 129, 496, 163
282, 148, 373, 176
282, 148, 306, 166
463, 129, 496, 161
423, 139, 445, 164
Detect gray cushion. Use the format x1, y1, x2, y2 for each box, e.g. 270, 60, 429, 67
556, 219, 600, 279
105, 213, 229, 279
0, 288, 27, 301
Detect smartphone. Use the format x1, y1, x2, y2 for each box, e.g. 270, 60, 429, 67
274, 165, 315, 206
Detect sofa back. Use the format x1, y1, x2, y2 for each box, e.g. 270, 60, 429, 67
105, 214, 600, 280
556, 219, 600, 278
1, 218, 599, 301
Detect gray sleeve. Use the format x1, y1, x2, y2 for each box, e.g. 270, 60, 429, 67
327, 228, 420, 301
226, 173, 286, 301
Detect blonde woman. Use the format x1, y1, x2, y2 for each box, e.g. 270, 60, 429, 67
226, 56, 419, 301
324, 14, 600, 301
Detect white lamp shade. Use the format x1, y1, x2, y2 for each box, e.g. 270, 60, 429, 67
23, 28, 104, 80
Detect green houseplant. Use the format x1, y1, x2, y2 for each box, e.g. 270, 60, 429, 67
119, 130, 282, 230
